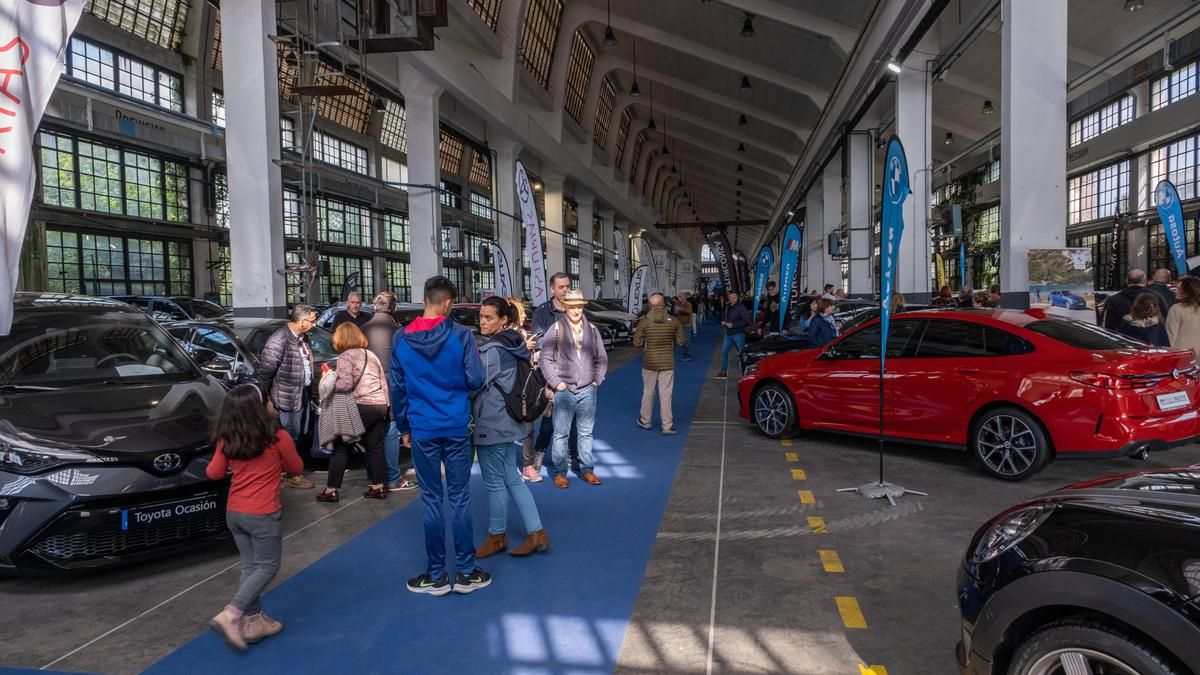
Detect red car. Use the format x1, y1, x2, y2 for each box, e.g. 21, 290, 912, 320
738, 309, 1200, 480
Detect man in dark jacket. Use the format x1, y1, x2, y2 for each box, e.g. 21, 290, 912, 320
716, 290, 751, 380
635, 294, 687, 434
1147, 268, 1177, 316
332, 291, 371, 330
391, 276, 488, 596
256, 304, 318, 489
531, 273, 572, 335
363, 292, 416, 492
1103, 268, 1168, 331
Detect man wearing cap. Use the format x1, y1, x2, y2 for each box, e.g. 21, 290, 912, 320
538, 290, 609, 488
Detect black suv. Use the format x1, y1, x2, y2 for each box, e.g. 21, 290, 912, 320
958, 468, 1200, 674
110, 296, 230, 323
0, 294, 230, 574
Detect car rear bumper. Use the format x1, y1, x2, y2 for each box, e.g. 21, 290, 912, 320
1058, 435, 1200, 459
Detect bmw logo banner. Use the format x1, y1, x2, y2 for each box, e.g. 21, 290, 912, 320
752, 244, 774, 324
778, 223, 803, 334
881, 136, 911, 372
1154, 180, 1189, 277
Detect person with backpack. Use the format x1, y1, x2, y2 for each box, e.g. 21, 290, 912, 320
206, 383, 303, 651
508, 297, 546, 483
472, 297, 549, 558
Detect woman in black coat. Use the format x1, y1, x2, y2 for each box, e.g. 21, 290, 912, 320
1117, 293, 1170, 347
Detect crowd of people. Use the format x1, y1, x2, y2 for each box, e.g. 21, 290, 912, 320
1103, 267, 1200, 360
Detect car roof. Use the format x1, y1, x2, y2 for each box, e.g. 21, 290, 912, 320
14, 292, 140, 313
890, 307, 1043, 328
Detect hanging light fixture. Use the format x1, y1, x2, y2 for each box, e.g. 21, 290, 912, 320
630, 39, 641, 96
886, 58, 902, 74
736, 190, 741, 196
736, 163, 744, 172
738, 113, 748, 126
603, 0, 618, 46
737, 142, 746, 152
740, 75, 752, 91
944, 132, 955, 145
981, 100, 995, 115
737, 179, 743, 186
740, 13, 755, 38
648, 117, 656, 130
1124, 0, 1145, 12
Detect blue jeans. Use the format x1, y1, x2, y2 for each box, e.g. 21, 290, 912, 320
720, 333, 746, 372
277, 402, 315, 466
551, 386, 597, 477
477, 442, 542, 535
411, 436, 476, 578
384, 420, 413, 483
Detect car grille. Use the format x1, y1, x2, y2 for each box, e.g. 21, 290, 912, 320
30, 509, 226, 561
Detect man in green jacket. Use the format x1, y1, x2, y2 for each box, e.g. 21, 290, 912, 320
633, 293, 688, 435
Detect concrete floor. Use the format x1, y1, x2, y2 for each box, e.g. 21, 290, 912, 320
3, 339, 1199, 674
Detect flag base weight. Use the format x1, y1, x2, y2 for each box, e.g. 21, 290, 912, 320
836, 481, 927, 508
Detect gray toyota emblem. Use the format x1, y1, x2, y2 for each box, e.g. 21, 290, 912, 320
153, 453, 182, 472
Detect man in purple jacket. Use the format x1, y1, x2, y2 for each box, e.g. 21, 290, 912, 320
538, 290, 609, 489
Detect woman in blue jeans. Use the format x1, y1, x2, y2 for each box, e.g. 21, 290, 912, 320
473, 297, 549, 558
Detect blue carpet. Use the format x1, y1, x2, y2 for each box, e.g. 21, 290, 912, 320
146, 329, 719, 674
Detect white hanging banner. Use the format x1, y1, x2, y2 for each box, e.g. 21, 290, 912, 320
631, 236, 661, 293
627, 264, 649, 317
616, 233, 628, 292
514, 160, 547, 306
490, 243, 513, 299
0, 0, 86, 335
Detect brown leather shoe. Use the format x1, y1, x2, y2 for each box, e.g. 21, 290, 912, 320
553, 475, 569, 489
509, 529, 549, 556
581, 472, 602, 485
475, 532, 507, 559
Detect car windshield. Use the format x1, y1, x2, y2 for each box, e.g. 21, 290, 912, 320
178, 299, 228, 318
237, 324, 338, 363
0, 307, 198, 386
451, 308, 479, 329
1025, 319, 1144, 350
306, 327, 338, 361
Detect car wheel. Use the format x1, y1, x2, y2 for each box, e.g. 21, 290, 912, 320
1008, 620, 1181, 675
971, 407, 1049, 481
752, 383, 797, 439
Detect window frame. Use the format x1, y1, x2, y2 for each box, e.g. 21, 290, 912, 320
520, 0, 564, 89
66, 37, 184, 113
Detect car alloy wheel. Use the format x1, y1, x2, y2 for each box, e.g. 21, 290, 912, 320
1023, 648, 1141, 675
753, 383, 796, 439
972, 408, 1048, 481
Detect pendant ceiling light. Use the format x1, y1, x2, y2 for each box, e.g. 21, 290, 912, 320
738, 113, 748, 126
944, 132, 955, 145
736, 163, 744, 172
740, 13, 755, 38
740, 75, 752, 91
737, 142, 746, 152
737, 179, 743, 186
981, 100, 995, 115
603, 0, 618, 46
1124, 0, 1145, 11
630, 39, 641, 96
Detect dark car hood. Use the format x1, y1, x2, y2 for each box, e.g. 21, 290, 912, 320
1058, 468, 1200, 496
0, 378, 225, 461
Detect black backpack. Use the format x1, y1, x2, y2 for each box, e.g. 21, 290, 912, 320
483, 342, 549, 423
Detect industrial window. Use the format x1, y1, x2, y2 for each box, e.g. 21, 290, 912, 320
470, 152, 491, 189
316, 196, 373, 247
1150, 132, 1199, 201
439, 130, 466, 176
443, 266, 464, 295
475, 269, 495, 295
1069, 95, 1135, 147
284, 251, 305, 304
1151, 61, 1198, 111
567, 255, 580, 277
37, 131, 189, 223
315, 65, 374, 135
1068, 160, 1130, 225
280, 116, 297, 150
87, 0, 190, 51
469, 192, 493, 220
614, 108, 632, 167
629, 132, 645, 183
593, 216, 602, 246
1067, 230, 1125, 291
45, 228, 192, 296
382, 156, 409, 190
211, 91, 226, 128
312, 130, 370, 175
643, 152, 660, 196
380, 100, 408, 153
1149, 217, 1200, 272
323, 254, 374, 304
383, 212, 409, 252
974, 206, 1001, 248
564, 200, 579, 241
464, 232, 487, 263
563, 31, 595, 124
385, 260, 412, 302
67, 38, 183, 112
441, 180, 463, 210
283, 189, 302, 238
983, 161, 1000, 184
216, 245, 232, 306
442, 227, 463, 259
211, 9, 222, 71
520, 0, 563, 89
467, 0, 502, 30
214, 172, 229, 228
594, 76, 617, 149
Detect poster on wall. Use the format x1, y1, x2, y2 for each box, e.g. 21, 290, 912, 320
1027, 248, 1096, 324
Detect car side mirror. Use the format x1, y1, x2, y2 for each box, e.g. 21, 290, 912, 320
193, 348, 233, 380
819, 347, 841, 360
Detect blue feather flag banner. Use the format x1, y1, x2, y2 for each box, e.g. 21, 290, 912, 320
778, 223, 803, 334
752, 244, 774, 322
880, 136, 911, 372
1155, 180, 1189, 276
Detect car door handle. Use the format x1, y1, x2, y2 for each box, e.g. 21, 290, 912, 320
956, 367, 980, 375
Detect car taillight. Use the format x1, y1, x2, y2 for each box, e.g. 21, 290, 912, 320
1068, 371, 1159, 390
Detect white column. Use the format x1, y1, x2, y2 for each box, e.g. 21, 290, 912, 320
223, 0, 285, 317
1000, 0, 1067, 306
542, 174, 567, 279
895, 47, 933, 299
577, 192, 596, 298
399, 66, 445, 301
805, 189, 825, 292
492, 137, 523, 289
847, 131, 873, 296
821, 157, 843, 291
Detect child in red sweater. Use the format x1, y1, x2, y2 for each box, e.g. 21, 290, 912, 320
206, 384, 303, 651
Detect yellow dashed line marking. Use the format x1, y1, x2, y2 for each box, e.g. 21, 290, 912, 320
836, 596, 868, 628
798, 490, 815, 504
858, 666, 888, 675
791, 469, 807, 480
780, 439, 793, 446
784, 452, 798, 462
818, 549, 844, 573
807, 516, 827, 533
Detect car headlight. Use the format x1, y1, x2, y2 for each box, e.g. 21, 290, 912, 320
969, 504, 1053, 564
744, 364, 759, 374
0, 443, 97, 475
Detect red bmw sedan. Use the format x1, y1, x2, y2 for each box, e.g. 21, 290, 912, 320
738, 309, 1200, 480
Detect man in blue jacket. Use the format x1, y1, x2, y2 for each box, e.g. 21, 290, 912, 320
716, 290, 750, 380
390, 276, 488, 596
